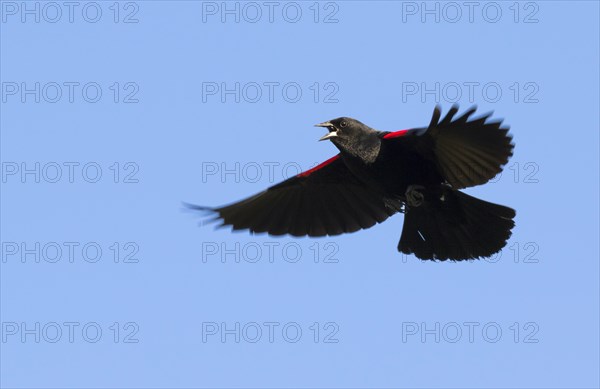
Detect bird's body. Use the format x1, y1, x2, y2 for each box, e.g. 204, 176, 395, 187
342, 130, 440, 198
190, 106, 516, 261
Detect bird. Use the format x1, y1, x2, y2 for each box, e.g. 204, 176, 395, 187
188, 105, 516, 261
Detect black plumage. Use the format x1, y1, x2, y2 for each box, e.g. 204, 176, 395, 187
189, 105, 516, 261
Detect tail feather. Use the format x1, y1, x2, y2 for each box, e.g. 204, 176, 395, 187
398, 187, 515, 261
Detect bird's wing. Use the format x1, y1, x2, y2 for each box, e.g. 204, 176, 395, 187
191, 155, 397, 237
382, 105, 514, 189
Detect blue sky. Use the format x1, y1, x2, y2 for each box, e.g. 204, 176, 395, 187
1, 1, 599, 388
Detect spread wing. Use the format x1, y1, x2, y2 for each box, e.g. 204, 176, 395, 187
382, 105, 514, 189
189, 155, 397, 237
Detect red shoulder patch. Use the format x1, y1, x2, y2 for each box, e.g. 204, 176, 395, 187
383, 129, 409, 139
297, 155, 340, 178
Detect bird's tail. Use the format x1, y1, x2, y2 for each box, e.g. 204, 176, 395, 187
398, 186, 515, 260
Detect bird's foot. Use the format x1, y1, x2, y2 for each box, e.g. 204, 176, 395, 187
384, 198, 405, 213
406, 185, 425, 207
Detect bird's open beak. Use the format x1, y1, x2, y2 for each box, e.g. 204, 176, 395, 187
315, 122, 338, 141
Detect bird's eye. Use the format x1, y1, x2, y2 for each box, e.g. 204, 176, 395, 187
340, 121, 347, 128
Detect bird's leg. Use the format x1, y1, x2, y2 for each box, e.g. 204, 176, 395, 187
384, 197, 405, 213
405, 185, 425, 207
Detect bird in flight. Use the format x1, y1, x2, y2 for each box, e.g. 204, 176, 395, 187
189, 105, 515, 261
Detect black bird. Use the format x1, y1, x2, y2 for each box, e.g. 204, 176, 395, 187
190, 106, 515, 261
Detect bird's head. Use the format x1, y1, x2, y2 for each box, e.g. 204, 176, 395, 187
314, 117, 372, 143
314, 117, 381, 161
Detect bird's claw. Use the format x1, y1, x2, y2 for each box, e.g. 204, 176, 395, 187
406, 185, 425, 207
